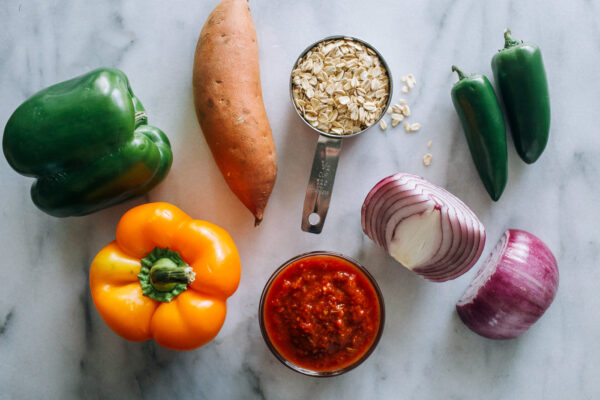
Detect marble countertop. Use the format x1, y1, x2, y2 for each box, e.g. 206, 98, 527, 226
1, 0, 599, 399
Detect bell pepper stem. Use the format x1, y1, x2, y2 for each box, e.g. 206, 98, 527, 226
132, 94, 148, 127
135, 111, 148, 125
503, 28, 520, 48
150, 258, 196, 285
452, 65, 468, 80
138, 247, 195, 302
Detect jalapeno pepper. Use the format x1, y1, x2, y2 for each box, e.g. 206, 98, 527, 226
492, 29, 550, 164
451, 66, 508, 201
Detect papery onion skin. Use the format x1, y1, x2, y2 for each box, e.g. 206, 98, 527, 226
456, 229, 559, 340
361, 173, 485, 282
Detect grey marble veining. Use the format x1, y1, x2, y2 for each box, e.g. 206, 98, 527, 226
1, 0, 599, 399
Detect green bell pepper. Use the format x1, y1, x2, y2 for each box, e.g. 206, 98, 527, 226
3, 68, 173, 217
492, 29, 551, 164
451, 66, 508, 201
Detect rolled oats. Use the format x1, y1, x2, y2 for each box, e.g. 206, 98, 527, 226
292, 38, 390, 135
391, 113, 404, 122
423, 153, 432, 166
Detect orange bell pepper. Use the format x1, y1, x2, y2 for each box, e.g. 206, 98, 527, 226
89, 202, 241, 350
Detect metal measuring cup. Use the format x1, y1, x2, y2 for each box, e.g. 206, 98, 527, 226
290, 35, 393, 234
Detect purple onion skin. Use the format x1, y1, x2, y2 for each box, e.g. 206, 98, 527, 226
457, 229, 559, 340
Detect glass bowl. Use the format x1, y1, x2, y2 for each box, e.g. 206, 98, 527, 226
258, 251, 385, 377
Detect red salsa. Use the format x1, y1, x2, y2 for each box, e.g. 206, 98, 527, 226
263, 254, 382, 372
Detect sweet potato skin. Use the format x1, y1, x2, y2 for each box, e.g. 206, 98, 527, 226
193, 0, 277, 225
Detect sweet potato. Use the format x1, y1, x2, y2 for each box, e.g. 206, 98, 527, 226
193, 0, 277, 225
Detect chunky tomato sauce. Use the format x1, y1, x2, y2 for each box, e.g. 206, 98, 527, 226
263, 254, 381, 372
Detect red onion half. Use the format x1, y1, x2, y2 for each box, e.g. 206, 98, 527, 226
456, 229, 559, 339
361, 173, 485, 282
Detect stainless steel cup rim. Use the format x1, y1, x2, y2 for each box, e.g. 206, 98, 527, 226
289, 35, 394, 139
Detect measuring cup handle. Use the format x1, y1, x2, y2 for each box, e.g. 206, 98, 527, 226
301, 135, 343, 233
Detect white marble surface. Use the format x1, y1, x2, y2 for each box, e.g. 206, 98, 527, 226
1, 0, 599, 399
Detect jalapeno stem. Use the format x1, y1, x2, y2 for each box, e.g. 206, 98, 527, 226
503, 28, 520, 48
451, 65, 468, 81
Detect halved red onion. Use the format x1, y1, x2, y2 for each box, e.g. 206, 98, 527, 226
361, 173, 485, 282
456, 229, 559, 339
